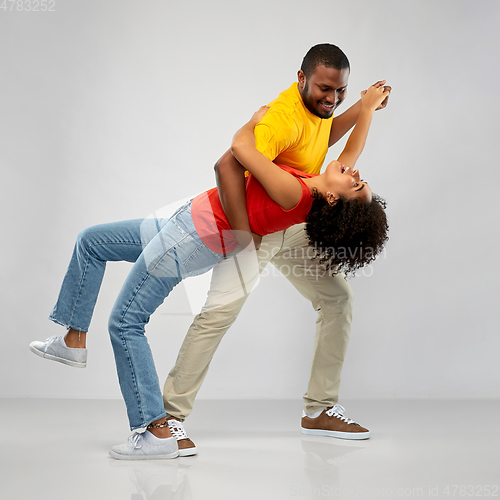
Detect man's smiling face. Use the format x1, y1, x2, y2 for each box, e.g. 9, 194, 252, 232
298, 64, 350, 119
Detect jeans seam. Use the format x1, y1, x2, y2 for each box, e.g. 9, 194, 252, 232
66, 246, 91, 329
116, 269, 150, 428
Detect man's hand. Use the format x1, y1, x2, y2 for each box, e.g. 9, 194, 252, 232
252, 232, 262, 250
233, 231, 262, 251
369, 80, 392, 110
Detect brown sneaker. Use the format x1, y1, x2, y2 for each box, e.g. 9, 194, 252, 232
166, 417, 197, 456
301, 404, 370, 440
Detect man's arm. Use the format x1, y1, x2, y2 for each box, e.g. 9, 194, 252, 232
328, 80, 391, 147
214, 150, 261, 249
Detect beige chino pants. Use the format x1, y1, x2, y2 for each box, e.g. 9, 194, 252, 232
163, 223, 353, 420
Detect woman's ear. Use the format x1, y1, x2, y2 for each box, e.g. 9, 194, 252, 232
326, 192, 338, 206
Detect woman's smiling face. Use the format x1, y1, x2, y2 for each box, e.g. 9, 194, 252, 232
323, 160, 372, 204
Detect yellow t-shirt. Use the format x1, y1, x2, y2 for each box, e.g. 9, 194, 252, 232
254, 83, 333, 175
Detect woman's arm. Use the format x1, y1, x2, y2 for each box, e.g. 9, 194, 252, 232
230, 107, 303, 211
328, 100, 362, 148
337, 85, 390, 169
329, 80, 391, 147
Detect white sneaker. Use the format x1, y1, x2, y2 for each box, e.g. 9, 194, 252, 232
109, 431, 179, 460
29, 336, 87, 368
166, 418, 197, 456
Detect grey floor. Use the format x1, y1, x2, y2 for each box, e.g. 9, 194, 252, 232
1, 398, 499, 500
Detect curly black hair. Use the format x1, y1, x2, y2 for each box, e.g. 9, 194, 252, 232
306, 191, 389, 277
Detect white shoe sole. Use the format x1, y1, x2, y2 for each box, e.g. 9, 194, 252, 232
301, 427, 370, 440
29, 343, 86, 368
178, 446, 197, 457
108, 450, 179, 460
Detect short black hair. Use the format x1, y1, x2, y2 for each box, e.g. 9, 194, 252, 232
301, 44, 350, 79
306, 191, 389, 277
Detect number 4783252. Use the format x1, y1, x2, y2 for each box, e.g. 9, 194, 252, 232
1, 0, 56, 12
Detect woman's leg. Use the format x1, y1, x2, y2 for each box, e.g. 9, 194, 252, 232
31, 220, 148, 366
64, 329, 87, 348
49, 219, 147, 334
107, 202, 222, 431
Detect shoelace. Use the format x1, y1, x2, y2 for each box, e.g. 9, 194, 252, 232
128, 432, 144, 449
43, 336, 58, 352
325, 404, 357, 425
167, 419, 189, 440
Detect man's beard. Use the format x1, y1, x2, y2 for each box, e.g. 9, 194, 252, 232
301, 81, 335, 119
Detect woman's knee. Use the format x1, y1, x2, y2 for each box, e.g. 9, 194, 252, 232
75, 225, 100, 253
108, 298, 128, 342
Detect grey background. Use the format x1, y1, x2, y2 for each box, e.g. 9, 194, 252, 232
1, 0, 499, 401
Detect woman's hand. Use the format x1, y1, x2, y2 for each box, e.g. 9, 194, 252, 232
360, 82, 391, 112
232, 106, 269, 154
336, 81, 390, 169
248, 106, 269, 126
366, 80, 392, 110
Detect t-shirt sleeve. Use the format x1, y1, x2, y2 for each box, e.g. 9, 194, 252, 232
254, 112, 299, 161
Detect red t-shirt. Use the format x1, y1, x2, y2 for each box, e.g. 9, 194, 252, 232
191, 164, 316, 254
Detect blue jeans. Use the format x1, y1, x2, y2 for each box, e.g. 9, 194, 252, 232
49, 201, 223, 430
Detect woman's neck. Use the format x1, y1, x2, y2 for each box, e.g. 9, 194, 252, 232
302, 175, 326, 197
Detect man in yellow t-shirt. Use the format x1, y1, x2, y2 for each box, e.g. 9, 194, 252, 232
162, 44, 390, 456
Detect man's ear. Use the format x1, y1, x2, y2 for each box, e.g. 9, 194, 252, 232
297, 70, 306, 90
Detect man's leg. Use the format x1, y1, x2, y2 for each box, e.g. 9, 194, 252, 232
270, 223, 353, 413
270, 224, 369, 439
163, 231, 285, 420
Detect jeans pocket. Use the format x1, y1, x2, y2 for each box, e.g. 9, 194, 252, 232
183, 243, 222, 278
172, 200, 194, 236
